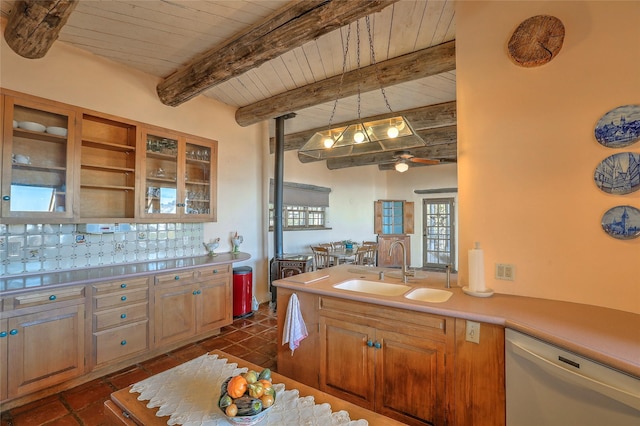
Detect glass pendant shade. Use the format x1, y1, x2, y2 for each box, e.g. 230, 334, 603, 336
300, 116, 425, 160
395, 161, 409, 172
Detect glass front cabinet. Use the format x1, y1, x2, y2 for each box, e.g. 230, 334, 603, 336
141, 128, 216, 221
1, 93, 76, 221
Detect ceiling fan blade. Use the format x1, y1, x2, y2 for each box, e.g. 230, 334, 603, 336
409, 157, 440, 165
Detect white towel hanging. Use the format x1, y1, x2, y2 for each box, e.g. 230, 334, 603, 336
282, 293, 308, 355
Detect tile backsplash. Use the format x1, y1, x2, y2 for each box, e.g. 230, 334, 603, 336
0, 223, 204, 276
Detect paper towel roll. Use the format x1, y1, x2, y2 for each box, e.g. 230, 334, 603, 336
468, 242, 486, 292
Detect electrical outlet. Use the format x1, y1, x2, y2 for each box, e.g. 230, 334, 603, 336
495, 263, 515, 281
466, 320, 480, 344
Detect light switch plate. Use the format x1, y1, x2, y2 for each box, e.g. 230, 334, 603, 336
466, 320, 480, 344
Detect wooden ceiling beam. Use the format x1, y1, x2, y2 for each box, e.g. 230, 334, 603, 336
3, 0, 78, 59
269, 101, 456, 153
324, 126, 457, 169
157, 0, 398, 107
237, 40, 456, 127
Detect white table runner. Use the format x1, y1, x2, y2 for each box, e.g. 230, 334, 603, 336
130, 353, 368, 426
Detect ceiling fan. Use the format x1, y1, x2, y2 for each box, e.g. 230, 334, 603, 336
387, 150, 441, 172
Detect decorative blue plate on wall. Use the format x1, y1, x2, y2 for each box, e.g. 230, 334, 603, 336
594, 152, 640, 195
594, 104, 640, 148
601, 205, 640, 240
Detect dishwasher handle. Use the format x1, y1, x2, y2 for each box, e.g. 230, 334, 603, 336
507, 339, 640, 411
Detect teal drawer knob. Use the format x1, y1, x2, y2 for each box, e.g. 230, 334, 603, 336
120, 340, 127, 346
366, 340, 373, 347
0, 331, 7, 338
120, 283, 127, 288
213, 269, 218, 274
174, 276, 180, 280
49, 295, 57, 301
121, 296, 127, 301
193, 290, 198, 295
374, 341, 381, 349
120, 313, 127, 319
197, 289, 202, 295
9, 329, 18, 336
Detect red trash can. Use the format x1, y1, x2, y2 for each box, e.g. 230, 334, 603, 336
233, 266, 253, 318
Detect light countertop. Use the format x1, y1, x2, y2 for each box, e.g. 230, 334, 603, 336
274, 264, 640, 378
0, 252, 251, 295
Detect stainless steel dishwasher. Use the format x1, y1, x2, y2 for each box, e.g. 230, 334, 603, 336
505, 329, 640, 426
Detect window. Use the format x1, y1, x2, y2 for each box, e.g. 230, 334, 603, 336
269, 180, 330, 231
423, 198, 455, 269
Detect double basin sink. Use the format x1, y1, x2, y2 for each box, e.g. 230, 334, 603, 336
333, 278, 452, 303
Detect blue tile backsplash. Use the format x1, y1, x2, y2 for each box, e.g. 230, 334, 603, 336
0, 223, 204, 276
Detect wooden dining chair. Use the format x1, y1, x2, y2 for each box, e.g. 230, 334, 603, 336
310, 246, 334, 270
331, 241, 344, 250
364, 243, 378, 266
354, 246, 371, 265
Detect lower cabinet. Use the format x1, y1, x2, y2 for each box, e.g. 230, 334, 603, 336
5, 302, 86, 398
91, 277, 150, 368
278, 290, 505, 426
319, 297, 451, 425
154, 264, 231, 347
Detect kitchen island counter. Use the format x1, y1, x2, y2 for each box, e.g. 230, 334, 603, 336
274, 264, 640, 378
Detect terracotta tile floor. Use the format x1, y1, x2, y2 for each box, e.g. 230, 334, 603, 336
1, 304, 277, 426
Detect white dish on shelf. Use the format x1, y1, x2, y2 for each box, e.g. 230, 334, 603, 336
18, 121, 46, 132
46, 126, 68, 136
13, 120, 18, 128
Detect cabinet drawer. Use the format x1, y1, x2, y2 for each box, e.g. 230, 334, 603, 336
94, 320, 148, 366
94, 302, 148, 331
12, 286, 85, 308
155, 270, 196, 285
92, 277, 149, 294
320, 296, 448, 335
197, 264, 231, 280
94, 287, 148, 311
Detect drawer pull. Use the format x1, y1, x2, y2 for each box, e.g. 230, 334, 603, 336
0, 331, 7, 338
49, 295, 57, 301
193, 290, 198, 295
9, 329, 18, 336
174, 276, 180, 280
366, 340, 373, 347
120, 283, 127, 288
213, 269, 218, 274
120, 340, 127, 346
374, 341, 382, 349
120, 313, 127, 319
121, 296, 127, 301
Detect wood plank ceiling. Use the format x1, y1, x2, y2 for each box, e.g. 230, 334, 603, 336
0, 0, 457, 170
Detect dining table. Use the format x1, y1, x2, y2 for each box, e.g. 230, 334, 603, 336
329, 247, 357, 264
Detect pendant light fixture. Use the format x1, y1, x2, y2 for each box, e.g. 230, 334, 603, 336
299, 16, 425, 161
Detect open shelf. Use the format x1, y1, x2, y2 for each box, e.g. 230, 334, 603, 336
82, 138, 136, 152
13, 128, 67, 143
81, 163, 135, 173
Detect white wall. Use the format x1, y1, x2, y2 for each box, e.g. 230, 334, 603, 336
456, 1, 639, 313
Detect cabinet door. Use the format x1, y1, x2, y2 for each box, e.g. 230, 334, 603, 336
0, 319, 7, 401
154, 281, 197, 347
140, 128, 181, 219
196, 277, 231, 333
7, 304, 85, 397
319, 316, 375, 409
375, 329, 446, 426
184, 136, 216, 220
377, 235, 411, 268
2, 94, 75, 220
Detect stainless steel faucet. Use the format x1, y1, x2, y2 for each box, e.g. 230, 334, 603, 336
389, 240, 410, 283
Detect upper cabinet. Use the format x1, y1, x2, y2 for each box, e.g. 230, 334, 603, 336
141, 127, 217, 221
78, 113, 138, 221
1, 89, 217, 224
1, 94, 76, 220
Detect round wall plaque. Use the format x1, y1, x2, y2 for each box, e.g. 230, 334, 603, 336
508, 15, 565, 67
